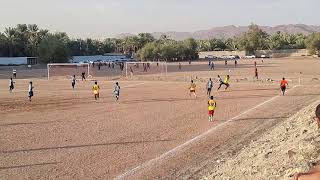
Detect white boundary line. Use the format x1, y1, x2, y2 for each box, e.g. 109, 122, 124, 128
0, 73, 9, 77
116, 85, 301, 179
1, 82, 146, 93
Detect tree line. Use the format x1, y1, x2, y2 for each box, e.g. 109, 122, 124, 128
0, 24, 319, 63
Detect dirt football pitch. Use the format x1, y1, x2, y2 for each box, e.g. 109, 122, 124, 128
0, 57, 320, 179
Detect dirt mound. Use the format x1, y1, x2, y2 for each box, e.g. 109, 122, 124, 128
203, 101, 320, 180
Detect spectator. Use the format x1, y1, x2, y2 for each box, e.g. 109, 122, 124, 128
13, 69, 17, 78
315, 104, 320, 129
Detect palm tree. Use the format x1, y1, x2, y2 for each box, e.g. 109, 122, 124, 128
4, 27, 18, 57
27, 24, 39, 56
0, 33, 9, 56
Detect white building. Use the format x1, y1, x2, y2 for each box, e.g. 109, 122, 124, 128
0, 57, 37, 65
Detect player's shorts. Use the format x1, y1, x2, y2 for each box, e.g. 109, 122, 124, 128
29, 91, 33, 97
281, 86, 286, 91
72, 82, 75, 86
190, 90, 195, 93
208, 110, 214, 115
207, 88, 212, 91
93, 90, 99, 95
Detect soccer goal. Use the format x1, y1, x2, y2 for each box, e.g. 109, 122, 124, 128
47, 63, 90, 80
125, 61, 167, 78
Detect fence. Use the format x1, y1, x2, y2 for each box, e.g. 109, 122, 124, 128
199, 49, 311, 59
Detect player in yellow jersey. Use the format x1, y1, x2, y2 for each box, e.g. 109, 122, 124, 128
224, 75, 230, 90
189, 80, 197, 98
208, 96, 217, 122
218, 75, 230, 91
92, 81, 100, 100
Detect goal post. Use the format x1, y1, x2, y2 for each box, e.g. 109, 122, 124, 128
125, 61, 167, 78
47, 63, 90, 80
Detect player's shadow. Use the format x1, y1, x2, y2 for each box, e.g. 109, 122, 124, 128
1, 139, 174, 154
219, 88, 279, 93
215, 94, 275, 100
232, 116, 289, 122
121, 98, 192, 104
0, 162, 59, 170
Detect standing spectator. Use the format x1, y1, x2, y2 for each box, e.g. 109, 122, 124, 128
13, 69, 17, 79
211, 62, 215, 70
315, 104, 320, 129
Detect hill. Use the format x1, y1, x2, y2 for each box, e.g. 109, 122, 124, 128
117, 24, 320, 40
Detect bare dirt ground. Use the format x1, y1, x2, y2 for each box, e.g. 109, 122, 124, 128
0, 57, 319, 179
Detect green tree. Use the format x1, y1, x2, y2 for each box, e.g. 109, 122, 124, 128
38, 33, 71, 63
26, 24, 43, 57
306, 32, 320, 55
0, 32, 9, 56
101, 38, 116, 54
268, 31, 285, 50
137, 33, 155, 48
137, 42, 157, 61
225, 38, 237, 51
4, 27, 19, 57
197, 40, 210, 51
183, 38, 198, 59
238, 24, 269, 54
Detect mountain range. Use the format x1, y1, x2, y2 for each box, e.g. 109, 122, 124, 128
117, 24, 320, 40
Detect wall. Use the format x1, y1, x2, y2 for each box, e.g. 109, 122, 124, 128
199, 51, 246, 59
255, 49, 310, 58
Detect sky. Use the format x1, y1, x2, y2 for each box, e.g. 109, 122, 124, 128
0, 0, 318, 39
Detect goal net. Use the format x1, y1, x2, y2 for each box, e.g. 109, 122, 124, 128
47, 63, 90, 80
125, 61, 167, 78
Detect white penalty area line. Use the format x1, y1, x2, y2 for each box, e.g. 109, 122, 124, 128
115, 84, 301, 179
